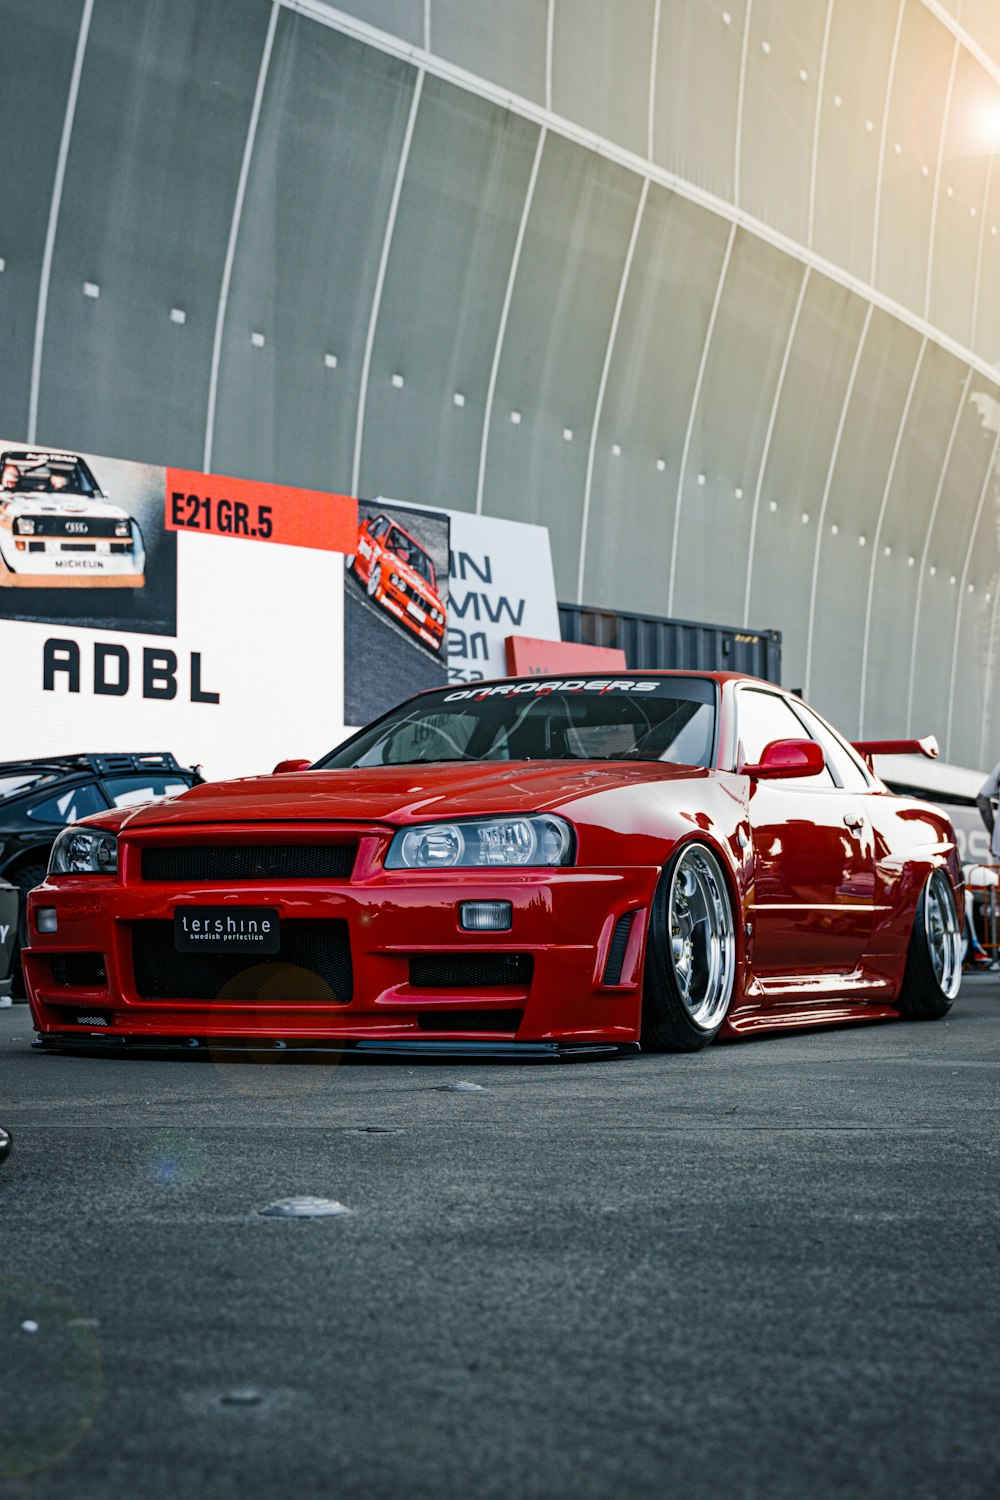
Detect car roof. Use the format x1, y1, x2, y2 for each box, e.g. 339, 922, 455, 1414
416, 669, 775, 695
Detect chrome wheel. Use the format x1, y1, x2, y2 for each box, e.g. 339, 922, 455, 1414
924, 868, 961, 1000
667, 844, 736, 1031
367, 562, 381, 597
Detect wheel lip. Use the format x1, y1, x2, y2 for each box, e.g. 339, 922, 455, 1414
666, 842, 736, 1032
924, 868, 962, 1001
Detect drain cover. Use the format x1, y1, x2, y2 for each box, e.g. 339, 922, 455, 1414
259, 1197, 352, 1218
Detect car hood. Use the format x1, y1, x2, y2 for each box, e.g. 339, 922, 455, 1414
1, 495, 122, 519
110, 761, 709, 831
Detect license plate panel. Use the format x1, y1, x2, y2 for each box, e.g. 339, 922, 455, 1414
174, 906, 280, 955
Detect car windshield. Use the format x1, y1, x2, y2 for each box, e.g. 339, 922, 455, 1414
317, 678, 718, 768
387, 528, 435, 587
0, 452, 97, 496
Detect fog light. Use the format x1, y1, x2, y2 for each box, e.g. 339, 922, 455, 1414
459, 901, 512, 932
36, 908, 58, 934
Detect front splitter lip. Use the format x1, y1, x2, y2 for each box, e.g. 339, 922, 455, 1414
30, 1033, 640, 1063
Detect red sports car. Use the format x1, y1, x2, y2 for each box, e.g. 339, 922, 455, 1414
24, 672, 962, 1059
349, 514, 446, 653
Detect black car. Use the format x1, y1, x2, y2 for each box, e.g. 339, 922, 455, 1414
0, 753, 202, 991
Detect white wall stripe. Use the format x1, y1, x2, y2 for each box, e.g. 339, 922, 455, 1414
733, 0, 754, 208
870, 0, 906, 286
666, 222, 737, 618
857, 336, 926, 735
905, 370, 971, 735
28, 0, 94, 445
924, 38, 959, 323
203, 0, 280, 473
970, 143, 996, 352
807, 0, 835, 250
945, 425, 1000, 758
577, 179, 649, 603
647, 0, 661, 164
979, 577, 1000, 767
743, 265, 811, 627
279, 0, 1000, 391
475, 126, 546, 516
546, 0, 554, 113
351, 68, 424, 496
802, 302, 874, 700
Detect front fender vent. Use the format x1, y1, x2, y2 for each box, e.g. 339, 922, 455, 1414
602, 912, 634, 986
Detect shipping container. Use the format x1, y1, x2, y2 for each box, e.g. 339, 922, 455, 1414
558, 603, 782, 684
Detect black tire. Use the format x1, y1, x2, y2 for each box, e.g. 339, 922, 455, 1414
367, 561, 381, 598
896, 868, 962, 1020
642, 842, 737, 1052
9, 862, 48, 999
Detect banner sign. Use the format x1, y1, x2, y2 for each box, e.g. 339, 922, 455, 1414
1, 443, 560, 778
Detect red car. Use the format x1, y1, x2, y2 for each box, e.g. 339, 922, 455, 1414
24, 672, 962, 1059
349, 514, 446, 653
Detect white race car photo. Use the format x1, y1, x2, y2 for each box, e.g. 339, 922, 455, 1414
0, 449, 146, 589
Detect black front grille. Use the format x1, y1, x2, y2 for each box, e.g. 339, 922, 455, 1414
131, 920, 352, 1002
30, 516, 123, 538
602, 911, 634, 986
418, 1010, 523, 1032
409, 954, 533, 989
141, 844, 356, 882
51, 952, 107, 988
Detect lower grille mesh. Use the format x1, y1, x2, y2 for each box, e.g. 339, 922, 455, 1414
131, 920, 352, 1002
409, 954, 533, 988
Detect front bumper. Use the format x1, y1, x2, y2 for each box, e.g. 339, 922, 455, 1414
24, 833, 656, 1047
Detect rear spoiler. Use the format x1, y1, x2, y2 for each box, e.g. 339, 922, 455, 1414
851, 735, 939, 771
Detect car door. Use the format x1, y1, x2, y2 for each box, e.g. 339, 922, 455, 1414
736, 687, 876, 980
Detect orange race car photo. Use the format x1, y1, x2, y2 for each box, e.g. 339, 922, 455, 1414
348, 512, 447, 654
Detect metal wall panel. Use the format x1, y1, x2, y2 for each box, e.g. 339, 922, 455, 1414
652, 0, 746, 201
905, 381, 1000, 742
580, 189, 732, 616
34, 0, 272, 467
335, 0, 423, 45
670, 231, 802, 625
739, 0, 827, 243
744, 274, 869, 693
928, 49, 995, 347
949, 421, 1000, 765
551, 0, 655, 158
480, 136, 642, 597
211, 15, 416, 491
860, 343, 970, 738
808, 310, 924, 731
359, 79, 539, 508
0, 0, 83, 440
872, 0, 951, 314
811, 0, 898, 281
974, 155, 1000, 365
430, 0, 548, 103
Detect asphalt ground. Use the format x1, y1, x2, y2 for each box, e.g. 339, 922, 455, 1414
343, 576, 447, 726
1, 981, 998, 1500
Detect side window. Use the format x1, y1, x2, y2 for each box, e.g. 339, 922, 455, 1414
788, 703, 872, 792
370, 516, 389, 538
102, 775, 190, 809
25, 783, 107, 825
737, 690, 836, 787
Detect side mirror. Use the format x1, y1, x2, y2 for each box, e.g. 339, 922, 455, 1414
741, 739, 825, 779
272, 759, 312, 775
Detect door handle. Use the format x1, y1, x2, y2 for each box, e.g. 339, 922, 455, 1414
844, 813, 865, 831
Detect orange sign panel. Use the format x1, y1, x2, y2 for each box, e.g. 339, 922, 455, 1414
165, 468, 357, 553
505, 635, 628, 676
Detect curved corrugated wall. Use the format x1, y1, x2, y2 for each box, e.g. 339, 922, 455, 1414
2, 0, 1000, 765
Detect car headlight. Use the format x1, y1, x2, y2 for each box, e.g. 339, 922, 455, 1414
49, 827, 118, 875
14, 518, 36, 535
385, 815, 573, 869
115, 521, 131, 537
